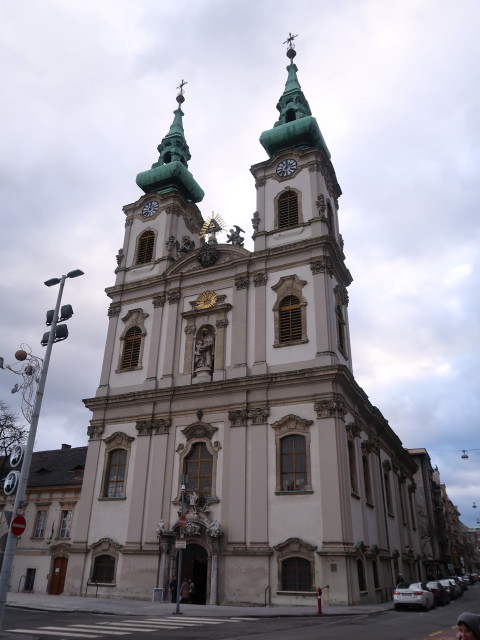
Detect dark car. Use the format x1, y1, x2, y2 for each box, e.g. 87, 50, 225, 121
439, 578, 460, 599
426, 581, 450, 606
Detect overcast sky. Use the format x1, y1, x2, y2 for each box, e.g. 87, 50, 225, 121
1, 0, 479, 526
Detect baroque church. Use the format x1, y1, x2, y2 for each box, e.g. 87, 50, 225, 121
65, 41, 421, 606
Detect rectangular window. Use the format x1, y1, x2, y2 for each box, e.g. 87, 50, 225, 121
59, 510, 73, 538
33, 510, 47, 538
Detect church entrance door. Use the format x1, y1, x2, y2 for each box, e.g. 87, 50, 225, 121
182, 543, 208, 604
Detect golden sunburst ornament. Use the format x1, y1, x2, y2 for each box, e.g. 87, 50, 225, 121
199, 212, 227, 241
195, 290, 218, 309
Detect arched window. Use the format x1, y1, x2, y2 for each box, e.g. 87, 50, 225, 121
280, 434, 307, 492
92, 555, 115, 583
184, 443, 213, 502
348, 440, 358, 494
362, 455, 373, 504
277, 191, 299, 229
136, 230, 155, 264
279, 295, 302, 344
121, 326, 142, 369
282, 557, 312, 591
103, 449, 127, 498
357, 558, 366, 592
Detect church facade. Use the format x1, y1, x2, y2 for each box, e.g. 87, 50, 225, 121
65, 43, 421, 606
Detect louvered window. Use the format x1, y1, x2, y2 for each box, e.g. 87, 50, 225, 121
122, 326, 142, 368
279, 295, 302, 343
277, 191, 298, 229
136, 231, 155, 264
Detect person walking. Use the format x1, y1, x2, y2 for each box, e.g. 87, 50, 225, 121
188, 578, 195, 604
180, 578, 190, 603
169, 576, 177, 603
457, 613, 480, 640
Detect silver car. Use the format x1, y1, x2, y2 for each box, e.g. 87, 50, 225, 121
394, 582, 435, 611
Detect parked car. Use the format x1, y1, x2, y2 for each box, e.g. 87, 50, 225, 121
426, 580, 450, 606
447, 576, 466, 593
439, 578, 461, 600
457, 576, 469, 590
394, 582, 435, 611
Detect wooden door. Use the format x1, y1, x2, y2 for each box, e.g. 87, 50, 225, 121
49, 557, 68, 595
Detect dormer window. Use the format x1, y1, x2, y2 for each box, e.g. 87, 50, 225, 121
285, 109, 296, 123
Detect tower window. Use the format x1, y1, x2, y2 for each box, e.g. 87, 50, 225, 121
121, 326, 142, 369
279, 295, 302, 343
277, 191, 299, 229
103, 449, 127, 498
136, 230, 155, 264
280, 434, 307, 491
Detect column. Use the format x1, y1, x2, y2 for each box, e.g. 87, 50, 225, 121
252, 272, 268, 375
209, 542, 220, 605
230, 274, 249, 377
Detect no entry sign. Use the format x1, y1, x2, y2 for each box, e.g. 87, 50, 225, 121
10, 515, 26, 536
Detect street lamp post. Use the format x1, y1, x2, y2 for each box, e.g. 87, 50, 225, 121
0, 269, 84, 629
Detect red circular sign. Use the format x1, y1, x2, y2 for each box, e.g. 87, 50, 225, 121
11, 515, 26, 536
179, 515, 187, 529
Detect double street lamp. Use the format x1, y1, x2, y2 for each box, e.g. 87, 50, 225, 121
0, 269, 84, 629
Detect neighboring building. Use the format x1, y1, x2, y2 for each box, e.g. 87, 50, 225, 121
64, 43, 422, 606
441, 485, 465, 575
0, 445, 86, 594
408, 448, 449, 577
461, 526, 480, 574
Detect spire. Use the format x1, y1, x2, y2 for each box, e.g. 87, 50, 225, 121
259, 35, 330, 159
136, 80, 204, 203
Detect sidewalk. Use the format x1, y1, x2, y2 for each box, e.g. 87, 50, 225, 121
5, 591, 394, 618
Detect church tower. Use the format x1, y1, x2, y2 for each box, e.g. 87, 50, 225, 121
68, 39, 420, 607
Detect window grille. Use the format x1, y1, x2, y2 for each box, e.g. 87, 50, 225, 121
282, 557, 311, 591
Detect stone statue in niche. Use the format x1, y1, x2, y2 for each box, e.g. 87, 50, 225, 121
194, 328, 215, 372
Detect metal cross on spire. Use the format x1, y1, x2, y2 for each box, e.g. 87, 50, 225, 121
284, 32, 298, 50
177, 79, 188, 95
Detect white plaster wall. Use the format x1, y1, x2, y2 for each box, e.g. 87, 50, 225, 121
267, 403, 323, 547
87, 423, 137, 545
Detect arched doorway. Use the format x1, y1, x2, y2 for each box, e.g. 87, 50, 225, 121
179, 544, 208, 604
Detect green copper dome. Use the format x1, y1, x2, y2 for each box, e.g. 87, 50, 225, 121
136, 92, 204, 203
260, 48, 330, 159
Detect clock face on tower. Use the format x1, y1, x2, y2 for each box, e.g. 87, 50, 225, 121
275, 158, 298, 178
141, 201, 159, 218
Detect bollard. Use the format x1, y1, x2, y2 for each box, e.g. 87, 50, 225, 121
317, 586, 323, 614
317, 585, 329, 614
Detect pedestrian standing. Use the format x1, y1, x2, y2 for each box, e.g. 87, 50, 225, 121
180, 578, 190, 603
457, 613, 480, 640
189, 578, 195, 604
169, 576, 177, 603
